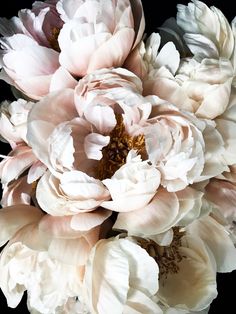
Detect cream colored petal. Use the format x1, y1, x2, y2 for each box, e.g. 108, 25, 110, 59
124, 288, 162, 314
188, 216, 236, 273
114, 188, 179, 236
13, 222, 51, 251
158, 235, 217, 311
84, 238, 159, 314
48, 237, 93, 266
84, 239, 130, 313
71, 208, 112, 231
0, 205, 43, 246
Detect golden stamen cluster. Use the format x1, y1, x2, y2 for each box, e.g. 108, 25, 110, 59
136, 228, 186, 280
96, 114, 146, 180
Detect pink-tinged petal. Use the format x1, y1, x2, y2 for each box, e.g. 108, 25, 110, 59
175, 187, 204, 226
48, 227, 100, 265
60, 170, 110, 200
27, 160, 47, 184
3, 43, 59, 76
216, 118, 236, 165
39, 208, 111, 238
49, 66, 77, 92
58, 22, 110, 76
15, 75, 53, 100
18, 8, 48, 46
129, 0, 145, 48
84, 133, 110, 160
47, 121, 75, 172
0, 113, 22, 145
39, 214, 84, 238
101, 193, 155, 213
27, 89, 77, 165
0, 145, 37, 185
1, 176, 32, 207
70, 208, 112, 231
0, 205, 43, 246
124, 43, 147, 79
87, 28, 135, 74
114, 188, 179, 236
84, 104, 117, 134
48, 238, 90, 265
13, 222, 51, 251
36, 171, 110, 215
206, 179, 236, 220
195, 79, 232, 119
57, 0, 87, 21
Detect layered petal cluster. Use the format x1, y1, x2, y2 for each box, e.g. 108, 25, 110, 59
176, 0, 234, 59
0, 0, 65, 99
27, 68, 160, 216
0, 0, 145, 99
0, 203, 109, 313
0, 99, 45, 206
148, 57, 234, 120
130, 1, 236, 123
0, 242, 86, 314
57, 0, 145, 76
1, 1, 236, 313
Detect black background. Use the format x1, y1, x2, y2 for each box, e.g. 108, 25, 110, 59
0, 1, 235, 313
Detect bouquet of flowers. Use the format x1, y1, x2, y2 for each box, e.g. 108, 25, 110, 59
0, 0, 236, 313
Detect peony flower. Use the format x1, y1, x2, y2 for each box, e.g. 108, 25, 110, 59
176, 0, 234, 59
57, 0, 145, 76
156, 231, 217, 312
1, 1, 236, 313
83, 236, 161, 314
0, 0, 63, 48
27, 68, 160, 214
0, 242, 85, 314
0, 203, 111, 313
0, 0, 76, 99
0, 99, 46, 205
144, 52, 234, 120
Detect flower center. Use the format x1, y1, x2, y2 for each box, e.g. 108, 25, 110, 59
96, 114, 146, 180
48, 27, 60, 52
137, 228, 186, 280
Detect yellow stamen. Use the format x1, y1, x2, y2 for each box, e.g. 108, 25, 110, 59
96, 114, 145, 180
136, 228, 186, 280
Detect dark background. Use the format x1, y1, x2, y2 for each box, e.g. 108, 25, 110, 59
0, 0, 235, 313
